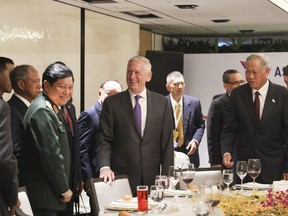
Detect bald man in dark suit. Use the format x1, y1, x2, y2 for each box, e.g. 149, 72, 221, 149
221, 53, 288, 183
95, 56, 174, 194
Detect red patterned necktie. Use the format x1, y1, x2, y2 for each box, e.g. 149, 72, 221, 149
254, 91, 260, 121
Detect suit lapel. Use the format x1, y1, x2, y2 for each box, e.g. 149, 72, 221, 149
182, 95, 190, 134
261, 81, 276, 121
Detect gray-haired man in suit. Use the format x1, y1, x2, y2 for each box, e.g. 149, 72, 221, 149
221, 53, 288, 183
95, 56, 174, 193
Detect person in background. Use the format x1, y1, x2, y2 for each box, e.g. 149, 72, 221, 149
166, 71, 205, 168
282, 65, 288, 88
221, 53, 288, 183
8, 65, 41, 160
78, 80, 122, 183
207, 69, 244, 167
19, 62, 75, 216
0, 57, 20, 215
95, 56, 174, 194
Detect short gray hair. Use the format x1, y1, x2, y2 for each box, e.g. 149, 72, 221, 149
128, 56, 152, 72
166, 71, 183, 84
246, 53, 271, 70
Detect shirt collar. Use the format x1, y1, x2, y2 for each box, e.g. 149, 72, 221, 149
252, 79, 269, 95
170, 94, 183, 108
14, 93, 30, 107
129, 88, 147, 99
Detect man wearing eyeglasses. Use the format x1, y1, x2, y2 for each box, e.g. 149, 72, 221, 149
207, 69, 244, 168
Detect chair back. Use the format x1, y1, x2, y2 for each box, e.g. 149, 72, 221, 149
88, 175, 132, 215
16, 186, 33, 216
193, 167, 223, 186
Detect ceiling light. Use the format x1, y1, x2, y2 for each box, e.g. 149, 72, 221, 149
175, 4, 199, 9
239, 29, 255, 33
211, 19, 230, 23
269, 0, 288, 13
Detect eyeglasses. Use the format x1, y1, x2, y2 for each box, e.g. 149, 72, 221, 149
282, 74, 288, 76
226, 80, 245, 85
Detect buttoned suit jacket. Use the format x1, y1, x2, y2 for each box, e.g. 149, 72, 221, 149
8, 94, 28, 159
207, 94, 229, 165
95, 90, 174, 193
0, 99, 19, 216
19, 92, 71, 210
78, 102, 102, 180
167, 94, 205, 167
221, 81, 288, 183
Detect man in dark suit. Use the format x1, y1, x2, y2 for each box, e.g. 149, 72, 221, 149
0, 57, 20, 215
8, 65, 41, 160
19, 62, 75, 215
165, 71, 205, 168
221, 53, 288, 183
95, 56, 174, 194
207, 69, 244, 167
78, 80, 122, 182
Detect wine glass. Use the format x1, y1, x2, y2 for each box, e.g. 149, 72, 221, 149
236, 161, 247, 192
168, 166, 180, 197
150, 185, 164, 212
155, 175, 168, 189
247, 159, 261, 191
222, 169, 233, 192
181, 163, 195, 188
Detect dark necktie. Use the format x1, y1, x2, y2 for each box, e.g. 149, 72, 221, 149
134, 95, 141, 133
254, 91, 260, 121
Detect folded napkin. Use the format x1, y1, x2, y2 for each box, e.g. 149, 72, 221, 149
236, 182, 272, 190
164, 189, 187, 197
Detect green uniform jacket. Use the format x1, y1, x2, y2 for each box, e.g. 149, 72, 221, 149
19, 92, 71, 211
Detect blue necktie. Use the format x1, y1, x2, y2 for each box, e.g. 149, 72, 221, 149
134, 95, 141, 133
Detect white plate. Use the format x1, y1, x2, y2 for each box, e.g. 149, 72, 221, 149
105, 197, 154, 211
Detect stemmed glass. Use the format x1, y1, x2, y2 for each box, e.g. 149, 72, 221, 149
222, 169, 233, 192
236, 161, 247, 192
150, 185, 164, 212
181, 163, 195, 187
168, 166, 180, 197
247, 159, 261, 191
155, 175, 168, 189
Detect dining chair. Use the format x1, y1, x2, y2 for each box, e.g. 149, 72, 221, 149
180, 167, 223, 189
16, 186, 33, 216
88, 175, 132, 215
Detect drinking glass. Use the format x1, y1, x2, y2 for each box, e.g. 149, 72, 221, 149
236, 161, 247, 192
155, 175, 168, 189
181, 163, 195, 188
137, 185, 148, 214
150, 185, 164, 212
168, 166, 180, 197
222, 169, 233, 192
247, 159, 261, 191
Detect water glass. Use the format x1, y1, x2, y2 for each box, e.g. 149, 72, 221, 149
137, 185, 148, 213
222, 169, 233, 192
155, 175, 168, 189
236, 161, 247, 192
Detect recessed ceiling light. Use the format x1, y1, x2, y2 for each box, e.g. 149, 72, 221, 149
239, 29, 255, 33
211, 19, 230, 23
175, 4, 199, 9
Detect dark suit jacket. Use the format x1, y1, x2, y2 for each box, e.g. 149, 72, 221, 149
64, 101, 82, 192
19, 92, 71, 211
95, 90, 174, 193
167, 94, 205, 167
0, 99, 19, 216
8, 94, 28, 159
78, 102, 102, 180
207, 94, 229, 165
221, 81, 288, 183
